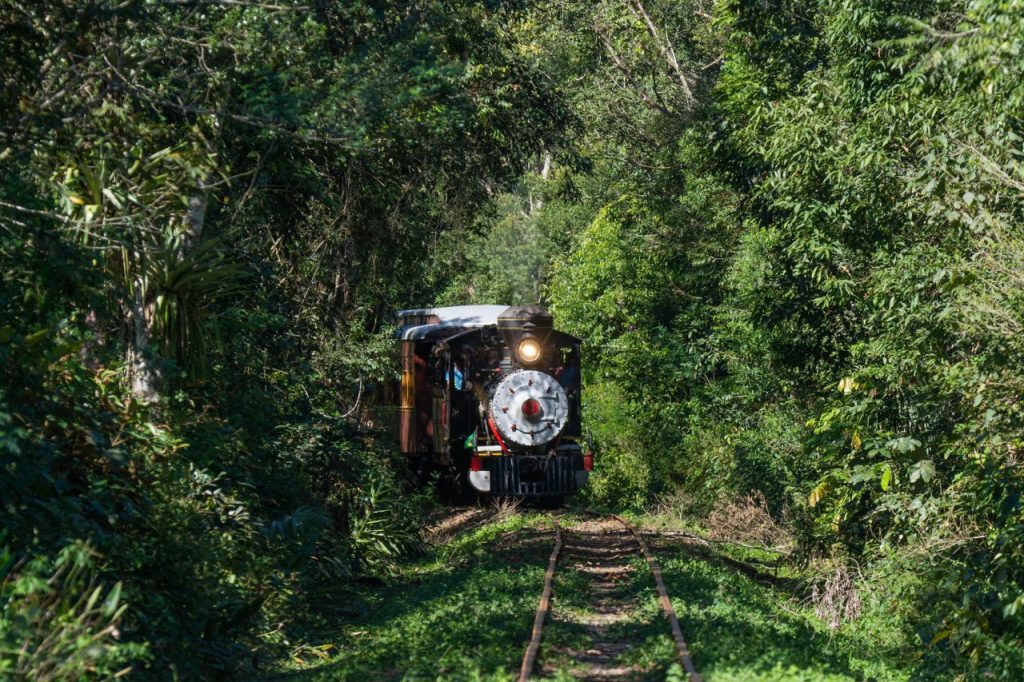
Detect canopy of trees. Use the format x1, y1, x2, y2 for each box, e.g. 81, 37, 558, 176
1, 0, 572, 677
460, 0, 1024, 677
2, 0, 1022, 679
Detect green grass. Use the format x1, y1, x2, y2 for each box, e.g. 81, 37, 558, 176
539, 550, 678, 680
649, 542, 914, 681
265, 511, 914, 681
265, 512, 555, 681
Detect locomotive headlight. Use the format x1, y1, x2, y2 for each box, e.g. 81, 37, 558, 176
517, 337, 542, 364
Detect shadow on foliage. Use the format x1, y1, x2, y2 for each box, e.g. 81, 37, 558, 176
262, 524, 556, 681
653, 538, 910, 680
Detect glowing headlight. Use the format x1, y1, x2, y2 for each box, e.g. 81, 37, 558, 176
517, 338, 541, 364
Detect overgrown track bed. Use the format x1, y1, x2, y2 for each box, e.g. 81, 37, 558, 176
519, 514, 701, 682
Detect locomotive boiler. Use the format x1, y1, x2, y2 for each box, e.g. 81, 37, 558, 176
393, 305, 590, 499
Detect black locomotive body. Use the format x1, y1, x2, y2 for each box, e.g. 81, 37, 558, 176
394, 305, 590, 498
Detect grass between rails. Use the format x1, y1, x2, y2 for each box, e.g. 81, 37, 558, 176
540, 554, 683, 681
533, 562, 594, 670
265, 510, 916, 681
537, 516, 678, 681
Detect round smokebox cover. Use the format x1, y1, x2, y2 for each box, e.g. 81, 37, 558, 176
489, 370, 569, 447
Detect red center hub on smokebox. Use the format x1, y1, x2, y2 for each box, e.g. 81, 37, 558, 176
522, 398, 542, 419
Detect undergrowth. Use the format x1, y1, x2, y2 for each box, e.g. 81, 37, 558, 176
275, 511, 557, 681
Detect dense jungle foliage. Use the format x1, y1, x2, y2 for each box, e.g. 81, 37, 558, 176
456, 0, 1024, 678
1, 0, 1022, 679
0, 0, 570, 677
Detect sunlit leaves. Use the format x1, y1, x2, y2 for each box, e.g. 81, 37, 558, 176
908, 459, 935, 484
808, 480, 829, 508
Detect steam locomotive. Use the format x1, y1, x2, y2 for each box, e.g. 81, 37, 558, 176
392, 305, 590, 499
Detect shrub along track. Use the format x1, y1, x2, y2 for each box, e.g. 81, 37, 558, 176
520, 514, 700, 681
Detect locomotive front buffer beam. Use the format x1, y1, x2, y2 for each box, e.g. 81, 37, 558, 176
468, 444, 589, 497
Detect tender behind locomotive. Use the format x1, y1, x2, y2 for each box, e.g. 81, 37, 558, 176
393, 305, 589, 498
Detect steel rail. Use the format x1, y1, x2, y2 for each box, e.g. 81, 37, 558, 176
611, 514, 702, 682
519, 513, 700, 681
518, 520, 562, 682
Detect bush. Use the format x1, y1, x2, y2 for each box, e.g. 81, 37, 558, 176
0, 541, 145, 680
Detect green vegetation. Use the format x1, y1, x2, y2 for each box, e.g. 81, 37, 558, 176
278, 510, 913, 680
279, 510, 910, 681
3, 0, 1023, 679
279, 512, 554, 681
656, 548, 908, 682
455, 0, 1024, 677
1, 1, 569, 677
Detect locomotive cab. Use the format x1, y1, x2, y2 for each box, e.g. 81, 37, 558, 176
394, 305, 589, 499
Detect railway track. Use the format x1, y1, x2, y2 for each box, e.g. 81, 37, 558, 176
519, 514, 701, 681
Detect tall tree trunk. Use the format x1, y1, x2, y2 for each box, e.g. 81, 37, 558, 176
127, 179, 208, 403
128, 271, 160, 403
